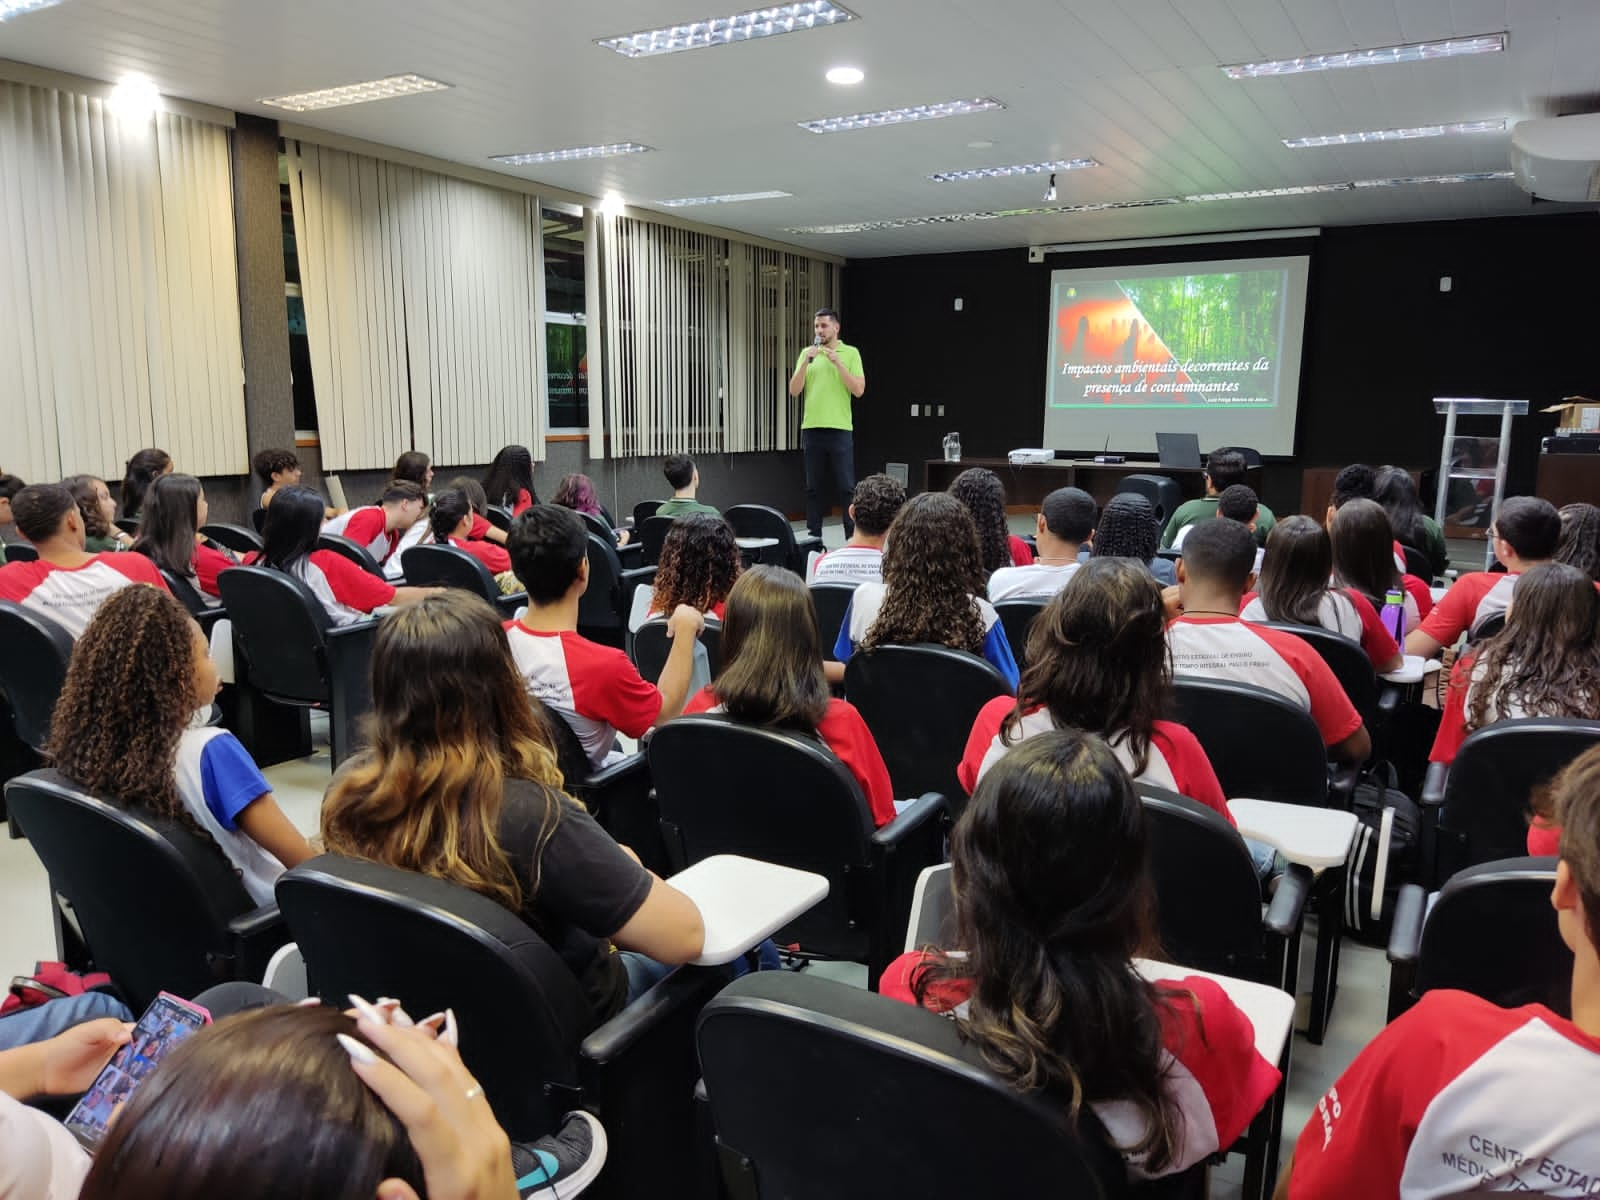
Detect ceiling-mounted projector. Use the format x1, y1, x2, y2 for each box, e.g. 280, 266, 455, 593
1510, 114, 1600, 202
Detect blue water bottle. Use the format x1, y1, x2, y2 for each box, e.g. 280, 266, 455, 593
1381, 587, 1406, 643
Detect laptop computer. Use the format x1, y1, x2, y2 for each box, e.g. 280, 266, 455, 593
1155, 432, 1203, 469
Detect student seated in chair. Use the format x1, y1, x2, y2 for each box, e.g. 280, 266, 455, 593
1161, 448, 1276, 549
446, 475, 509, 548
1166, 519, 1370, 766
1278, 742, 1600, 1197
0, 471, 26, 560
506, 504, 703, 769
132, 473, 236, 606
428, 486, 512, 577
50, 585, 313, 904
251, 447, 303, 510
322, 590, 705, 1021
654, 454, 719, 519
0, 483, 168, 638
810, 473, 905, 585
883, 730, 1281, 1181
322, 481, 430, 580
985, 486, 1096, 603
1174, 484, 1264, 573
634, 513, 740, 631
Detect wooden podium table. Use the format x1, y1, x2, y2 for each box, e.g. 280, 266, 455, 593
924, 457, 1260, 509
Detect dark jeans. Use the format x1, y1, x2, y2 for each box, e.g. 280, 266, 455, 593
802, 428, 855, 539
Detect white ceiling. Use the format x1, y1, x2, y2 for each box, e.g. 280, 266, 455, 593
2, 0, 1597, 257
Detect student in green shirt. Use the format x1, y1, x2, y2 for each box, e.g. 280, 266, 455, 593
1160, 448, 1274, 549
788, 307, 866, 540
655, 455, 720, 519
65, 474, 133, 553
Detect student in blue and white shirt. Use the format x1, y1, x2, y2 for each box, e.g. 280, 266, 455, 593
833, 492, 1019, 689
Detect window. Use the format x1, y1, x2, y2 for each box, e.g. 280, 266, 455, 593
280, 147, 318, 435
542, 206, 588, 430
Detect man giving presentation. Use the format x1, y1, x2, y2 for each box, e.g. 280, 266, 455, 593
789, 307, 866, 540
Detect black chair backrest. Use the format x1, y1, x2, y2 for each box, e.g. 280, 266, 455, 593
317, 532, 384, 577
1170, 676, 1329, 806
844, 644, 1013, 804
578, 533, 626, 640
114, 516, 140, 535
4, 543, 38, 562
1471, 612, 1507, 643
1254, 621, 1378, 719
648, 716, 876, 959
216, 565, 333, 703
202, 521, 264, 554
1115, 473, 1183, 525
639, 515, 675, 567
1413, 857, 1571, 1016
631, 616, 722, 685
1435, 718, 1600, 882
993, 600, 1048, 672
249, 507, 267, 534
158, 567, 214, 618
1399, 543, 1432, 581
724, 503, 801, 570
809, 582, 859, 662
698, 972, 1126, 1198
576, 510, 613, 543
486, 505, 514, 533
1140, 786, 1280, 981
0, 601, 75, 752
402, 543, 499, 604
1214, 445, 1263, 468
276, 854, 593, 1139
633, 499, 662, 528
5, 769, 257, 1012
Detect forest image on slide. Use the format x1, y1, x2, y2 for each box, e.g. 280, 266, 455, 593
1052, 269, 1283, 407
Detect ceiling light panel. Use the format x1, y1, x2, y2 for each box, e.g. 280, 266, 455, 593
260, 74, 451, 112
491, 143, 652, 166
598, 1, 856, 58
1186, 183, 1353, 201
657, 190, 792, 207
929, 158, 1097, 182
1284, 119, 1508, 148
799, 97, 1004, 134
0, 0, 63, 20
787, 198, 1178, 234
1222, 33, 1506, 79
1352, 171, 1514, 187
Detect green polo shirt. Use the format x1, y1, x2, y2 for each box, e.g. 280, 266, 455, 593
796, 342, 863, 431
1161, 496, 1277, 549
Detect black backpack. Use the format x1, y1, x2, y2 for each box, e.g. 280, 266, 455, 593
1343, 763, 1421, 945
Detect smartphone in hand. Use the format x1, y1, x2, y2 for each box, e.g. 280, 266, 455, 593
64, 991, 211, 1151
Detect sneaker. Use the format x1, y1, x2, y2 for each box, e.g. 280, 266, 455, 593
511, 1109, 607, 1197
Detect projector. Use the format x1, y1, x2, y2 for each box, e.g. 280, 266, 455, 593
1008, 448, 1056, 465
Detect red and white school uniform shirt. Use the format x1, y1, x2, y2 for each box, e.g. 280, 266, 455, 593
448, 534, 511, 575
0, 553, 168, 638
1006, 534, 1035, 568
326, 506, 402, 566
193, 542, 236, 602
1289, 990, 1600, 1198
256, 550, 394, 626
510, 488, 534, 517
1166, 615, 1363, 747
504, 623, 662, 768
1240, 588, 1399, 670
959, 697, 1234, 825
1419, 571, 1520, 647
810, 545, 883, 585
684, 688, 897, 827
881, 956, 1280, 1179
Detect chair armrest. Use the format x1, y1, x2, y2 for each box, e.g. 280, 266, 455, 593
587, 749, 648, 790
494, 592, 529, 618
1385, 884, 1428, 966
225, 903, 290, 982
1421, 760, 1448, 807
1327, 761, 1361, 808
325, 616, 380, 645
616, 542, 644, 569
1263, 864, 1312, 938
1376, 684, 1403, 717
871, 792, 945, 848
580, 964, 729, 1067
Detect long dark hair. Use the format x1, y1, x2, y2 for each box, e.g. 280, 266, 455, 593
1373, 466, 1427, 549
1091, 494, 1159, 564
912, 730, 1184, 1171
714, 566, 830, 731
1557, 503, 1600, 581
259, 485, 326, 574
865, 492, 986, 653
1330, 498, 1401, 611
322, 591, 565, 911
429, 487, 473, 543
1008, 558, 1169, 775
119, 448, 171, 519
79, 1006, 425, 1200
391, 450, 431, 488
1256, 515, 1334, 627
133, 473, 205, 580
1466, 562, 1600, 731
948, 467, 1013, 576
652, 513, 741, 615
483, 445, 537, 509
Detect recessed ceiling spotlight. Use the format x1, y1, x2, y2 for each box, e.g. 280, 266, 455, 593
1222, 32, 1505, 79
929, 158, 1097, 183
1283, 118, 1508, 148
825, 66, 864, 85
799, 97, 1003, 134
0, 0, 64, 20
600, 191, 626, 216
657, 190, 793, 207
108, 75, 161, 123
490, 143, 652, 167
967, 140, 994, 149
261, 73, 452, 112
598, 1, 857, 58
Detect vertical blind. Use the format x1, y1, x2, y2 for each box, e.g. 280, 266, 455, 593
597, 212, 838, 458
0, 82, 245, 482
286, 141, 543, 471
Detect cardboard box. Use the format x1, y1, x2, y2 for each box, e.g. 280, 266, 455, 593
1543, 396, 1600, 432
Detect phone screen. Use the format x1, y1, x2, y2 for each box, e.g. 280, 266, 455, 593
64, 991, 211, 1151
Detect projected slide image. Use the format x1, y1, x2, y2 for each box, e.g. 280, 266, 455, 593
1051, 269, 1285, 409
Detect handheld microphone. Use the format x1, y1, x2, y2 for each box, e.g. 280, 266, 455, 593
812, 334, 822, 357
